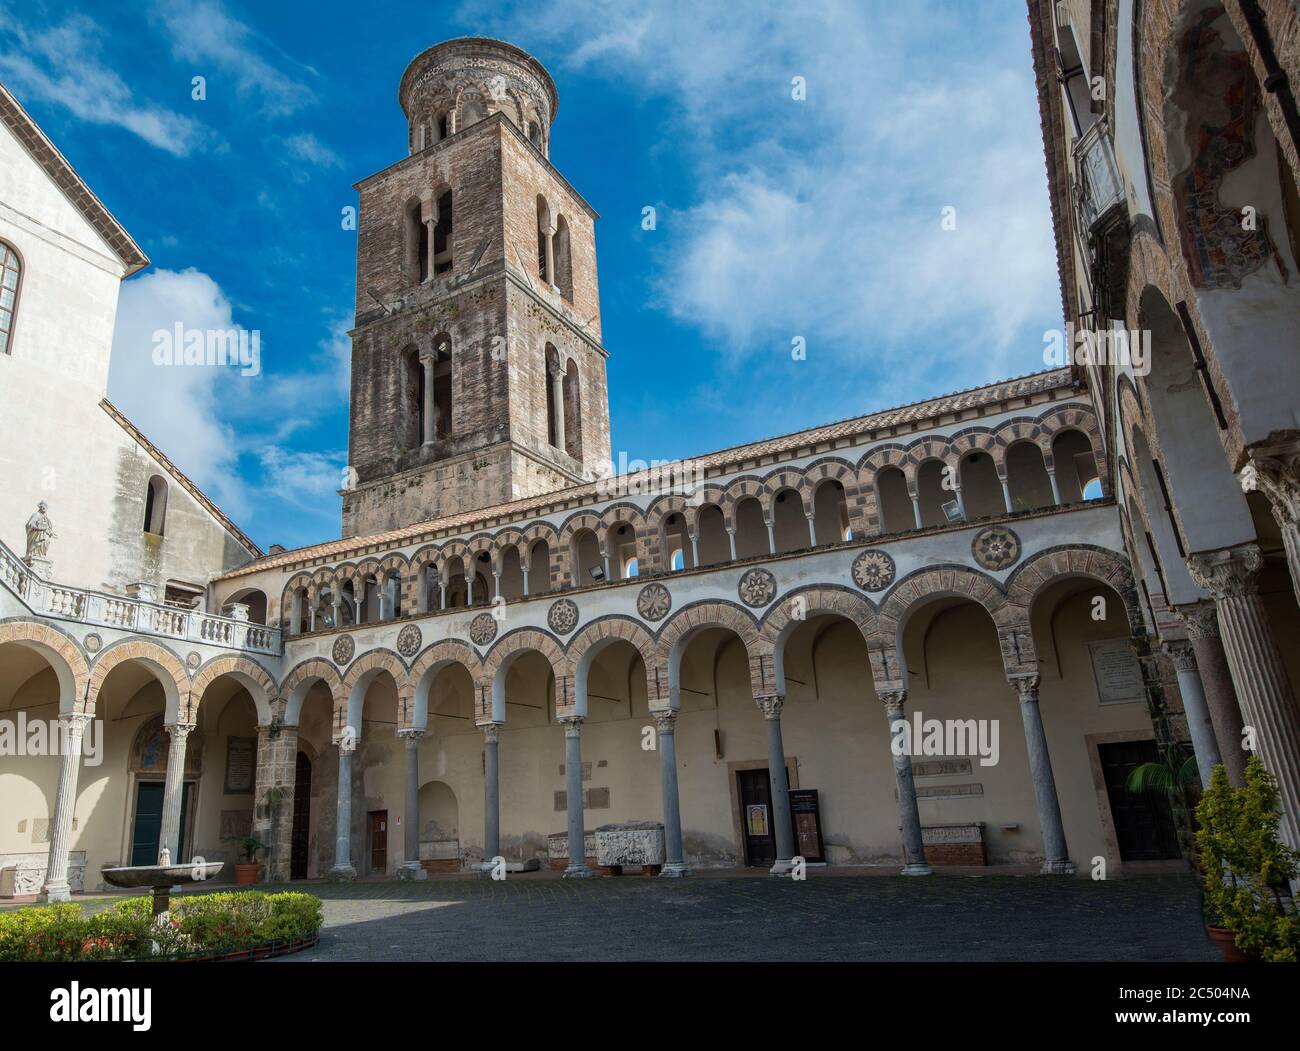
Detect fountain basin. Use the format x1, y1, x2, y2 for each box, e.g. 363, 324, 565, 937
102, 862, 223, 915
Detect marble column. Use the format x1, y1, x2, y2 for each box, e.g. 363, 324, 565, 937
805, 512, 817, 547
560, 717, 592, 877
548, 362, 566, 451
755, 696, 795, 875
158, 722, 194, 864
396, 729, 427, 880
765, 521, 776, 555
689, 533, 700, 567
909, 492, 923, 529
879, 690, 932, 875
542, 223, 556, 285
481, 723, 502, 867
726, 528, 738, 561
952, 482, 966, 520
328, 736, 357, 880
425, 217, 437, 279
1164, 640, 1221, 789
1240, 441, 1300, 606
999, 475, 1013, 513
1046, 468, 1062, 506
1178, 602, 1246, 786
1010, 675, 1074, 874
654, 709, 688, 877
420, 352, 437, 444
1187, 544, 1300, 852
40, 712, 92, 902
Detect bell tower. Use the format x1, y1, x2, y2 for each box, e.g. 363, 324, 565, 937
342, 37, 611, 537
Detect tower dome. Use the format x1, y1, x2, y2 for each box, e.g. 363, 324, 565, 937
398, 37, 559, 156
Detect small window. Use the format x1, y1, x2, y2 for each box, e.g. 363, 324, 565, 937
0, 242, 21, 355
669, 549, 685, 572
143, 475, 168, 536
527, 121, 541, 147
437, 113, 449, 140
1083, 478, 1103, 500
623, 556, 639, 578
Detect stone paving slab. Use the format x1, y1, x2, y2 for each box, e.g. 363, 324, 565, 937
253, 872, 1219, 962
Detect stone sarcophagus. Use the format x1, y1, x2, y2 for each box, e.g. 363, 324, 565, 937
547, 831, 597, 871
594, 822, 664, 875
0, 851, 86, 899
920, 823, 986, 866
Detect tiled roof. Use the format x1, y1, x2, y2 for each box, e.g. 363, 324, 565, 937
0, 82, 149, 276
100, 399, 263, 559
215, 367, 1076, 580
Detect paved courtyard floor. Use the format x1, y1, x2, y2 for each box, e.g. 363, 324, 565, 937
252, 870, 1217, 962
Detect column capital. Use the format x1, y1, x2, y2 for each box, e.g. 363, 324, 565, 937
1163, 639, 1199, 674
652, 708, 678, 734
480, 722, 502, 744
878, 688, 907, 717
755, 695, 784, 720
1239, 439, 1300, 525
1176, 600, 1220, 640
1186, 543, 1263, 599
559, 715, 584, 737
1008, 673, 1041, 701
397, 727, 426, 744
164, 721, 196, 740
58, 711, 94, 730
547, 359, 565, 381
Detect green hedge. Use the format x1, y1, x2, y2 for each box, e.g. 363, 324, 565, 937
0, 891, 323, 962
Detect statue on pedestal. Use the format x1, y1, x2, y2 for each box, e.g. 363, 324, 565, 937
24, 501, 54, 574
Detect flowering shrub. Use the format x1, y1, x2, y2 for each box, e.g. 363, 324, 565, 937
0, 891, 322, 961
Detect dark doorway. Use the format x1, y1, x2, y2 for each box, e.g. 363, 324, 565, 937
367, 810, 388, 874
130, 781, 192, 865
290, 751, 312, 880
737, 767, 792, 867
1098, 740, 1182, 860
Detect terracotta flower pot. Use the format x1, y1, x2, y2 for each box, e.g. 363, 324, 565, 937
1206, 925, 1250, 962
234, 862, 262, 886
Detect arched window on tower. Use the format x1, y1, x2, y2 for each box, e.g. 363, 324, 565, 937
561, 358, 581, 460
544, 343, 560, 447
554, 215, 574, 302
405, 198, 427, 284
433, 190, 453, 274
536, 196, 552, 284
143, 475, 168, 536
0, 241, 21, 355
434, 111, 449, 143
527, 121, 541, 148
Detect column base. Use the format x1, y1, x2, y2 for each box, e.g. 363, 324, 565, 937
39, 880, 72, 903
900, 863, 933, 876
1040, 859, 1077, 876
659, 863, 691, 878
327, 864, 357, 882
768, 858, 795, 876
396, 862, 427, 881
562, 865, 594, 879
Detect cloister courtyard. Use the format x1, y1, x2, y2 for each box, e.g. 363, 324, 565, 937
2, 870, 1218, 962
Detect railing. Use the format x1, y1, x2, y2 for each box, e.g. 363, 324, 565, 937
0, 538, 281, 655
1072, 119, 1125, 234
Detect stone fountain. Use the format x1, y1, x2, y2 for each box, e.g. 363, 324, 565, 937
101, 849, 223, 916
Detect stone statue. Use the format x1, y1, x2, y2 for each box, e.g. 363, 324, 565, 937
24, 501, 54, 561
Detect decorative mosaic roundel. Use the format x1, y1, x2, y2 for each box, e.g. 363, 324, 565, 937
971, 526, 1022, 571
737, 568, 777, 608
851, 549, 896, 592
84, 633, 103, 654
548, 598, 580, 635
637, 583, 672, 622
332, 634, 355, 665
186, 650, 201, 669
396, 624, 422, 658
470, 613, 498, 647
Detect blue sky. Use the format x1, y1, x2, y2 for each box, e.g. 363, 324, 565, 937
1, 0, 1064, 551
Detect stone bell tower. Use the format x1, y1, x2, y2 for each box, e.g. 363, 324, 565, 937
342, 37, 611, 538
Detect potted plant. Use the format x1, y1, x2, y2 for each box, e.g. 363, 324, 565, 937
225, 835, 269, 886
1195, 756, 1300, 962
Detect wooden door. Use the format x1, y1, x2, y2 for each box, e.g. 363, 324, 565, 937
130, 781, 192, 865
368, 810, 388, 874
1099, 740, 1181, 860
737, 769, 776, 867
290, 751, 311, 879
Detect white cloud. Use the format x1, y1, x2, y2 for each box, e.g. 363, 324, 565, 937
283, 132, 341, 169
0, 12, 207, 156
107, 268, 251, 517
153, 0, 317, 117
465, 0, 1060, 392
